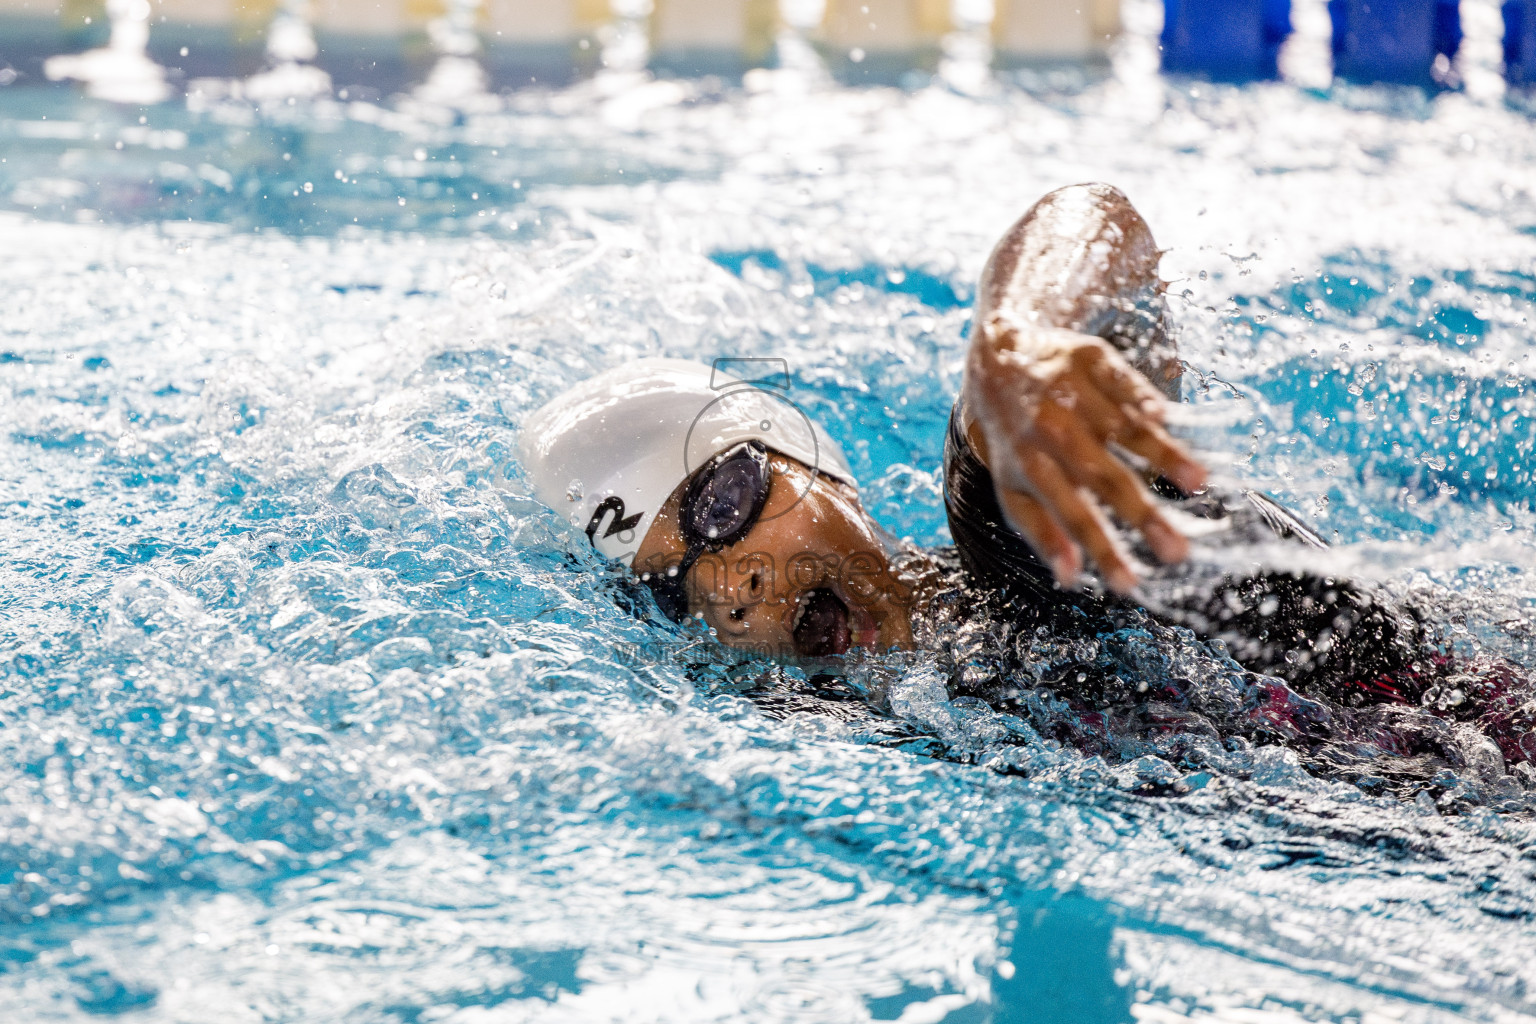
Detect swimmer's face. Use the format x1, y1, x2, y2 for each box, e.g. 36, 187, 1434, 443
634, 453, 917, 659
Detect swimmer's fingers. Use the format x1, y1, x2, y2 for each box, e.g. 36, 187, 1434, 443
1084, 346, 1167, 417
1068, 382, 1152, 444
1045, 416, 1190, 567
1115, 424, 1206, 495
994, 487, 1080, 588
1083, 357, 1207, 494
1071, 378, 1205, 493
1010, 448, 1140, 594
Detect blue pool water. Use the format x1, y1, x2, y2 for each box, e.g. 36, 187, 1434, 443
3, 53, 1536, 1023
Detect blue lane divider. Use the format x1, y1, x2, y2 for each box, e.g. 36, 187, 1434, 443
1161, 0, 1293, 80
1328, 0, 1462, 84
1507, 0, 1536, 86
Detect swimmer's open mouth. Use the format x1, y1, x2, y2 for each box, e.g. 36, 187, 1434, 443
792, 587, 851, 658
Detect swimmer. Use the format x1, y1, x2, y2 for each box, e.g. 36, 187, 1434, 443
521, 183, 1535, 769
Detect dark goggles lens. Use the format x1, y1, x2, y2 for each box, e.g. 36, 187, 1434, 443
644, 441, 773, 623
680, 441, 771, 548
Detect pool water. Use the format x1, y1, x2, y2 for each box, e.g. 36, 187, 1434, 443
3, 51, 1536, 1024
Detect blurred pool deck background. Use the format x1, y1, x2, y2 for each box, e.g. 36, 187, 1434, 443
0, 0, 1532, 106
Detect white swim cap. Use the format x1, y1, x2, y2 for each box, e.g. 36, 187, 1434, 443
519, 357, 857, 565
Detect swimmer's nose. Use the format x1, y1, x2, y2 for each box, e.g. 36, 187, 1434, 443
720, 604, 752, 635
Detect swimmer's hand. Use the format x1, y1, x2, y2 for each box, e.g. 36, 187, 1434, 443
964, 317, 1208, 595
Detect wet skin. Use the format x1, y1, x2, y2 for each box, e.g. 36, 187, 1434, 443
633, 453, 921, 659
963, 182, 1208, 593
635, 182, 1211, 659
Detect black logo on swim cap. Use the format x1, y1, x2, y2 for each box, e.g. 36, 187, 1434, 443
586, 496, 643, 547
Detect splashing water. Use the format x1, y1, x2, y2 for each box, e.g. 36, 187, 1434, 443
2, 61, 1536, 1022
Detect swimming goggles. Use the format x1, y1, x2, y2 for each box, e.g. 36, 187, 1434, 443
643, 440, 773, 623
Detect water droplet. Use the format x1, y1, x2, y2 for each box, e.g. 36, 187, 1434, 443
565, 480, 583, 502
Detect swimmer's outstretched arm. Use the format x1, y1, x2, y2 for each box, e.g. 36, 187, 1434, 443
962, 182, 1208, 594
